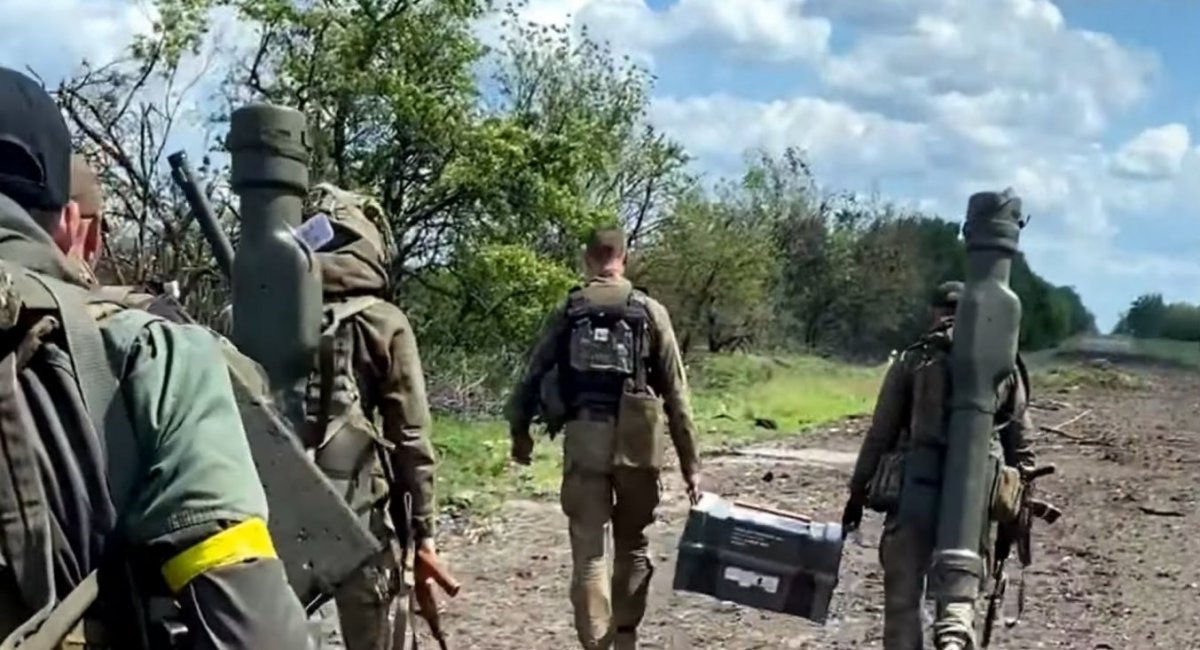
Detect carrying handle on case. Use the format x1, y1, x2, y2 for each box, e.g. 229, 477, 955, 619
732, 500, 812, 522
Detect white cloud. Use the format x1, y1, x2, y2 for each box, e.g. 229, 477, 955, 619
1110, 124, 1192, 180
0, 0, 154, 83
484, 0, 831, 65
814, 0, 1156, 140
650, 94, 929, 178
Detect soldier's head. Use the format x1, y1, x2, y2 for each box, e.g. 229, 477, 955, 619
583, 227, 627, 278
931, 280, 963, 324
68, 154, 104, 268
0, 66, 92, 257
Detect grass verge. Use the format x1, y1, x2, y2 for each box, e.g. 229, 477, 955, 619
1033, 361, 1150, 394
432, 353, 884, 515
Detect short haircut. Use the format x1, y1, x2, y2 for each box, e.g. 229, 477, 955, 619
585, 228, 627, 263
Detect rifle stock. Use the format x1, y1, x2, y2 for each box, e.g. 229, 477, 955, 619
377, 449, 460, 648
982, 463, 1061, 647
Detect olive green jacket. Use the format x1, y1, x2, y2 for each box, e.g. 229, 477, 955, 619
508, 275, 701, 476
849, 318, 1036, 497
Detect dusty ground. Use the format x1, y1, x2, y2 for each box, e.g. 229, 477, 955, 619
322, 362, 1200, 649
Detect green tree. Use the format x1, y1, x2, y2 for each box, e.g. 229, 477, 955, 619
631, 188, 778, 353
1115, 293, 1167, 338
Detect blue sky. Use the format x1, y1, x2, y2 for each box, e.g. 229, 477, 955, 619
5, 0, 1199, 331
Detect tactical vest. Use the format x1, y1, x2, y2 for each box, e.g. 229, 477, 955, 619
303, 296, 389, 528
901, 323, 1030, 451
558, 286, 650, 416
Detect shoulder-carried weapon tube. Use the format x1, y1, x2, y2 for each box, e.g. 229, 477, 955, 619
928, 189, 1026, 649
168, 151, 234, 280
226, 104, 322, 432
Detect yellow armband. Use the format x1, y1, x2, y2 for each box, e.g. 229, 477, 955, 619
161, 517, 277, 593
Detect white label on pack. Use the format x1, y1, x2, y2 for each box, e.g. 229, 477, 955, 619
723, 566, 780, 594
593, 327, 610, 342
295, 212, 336, 251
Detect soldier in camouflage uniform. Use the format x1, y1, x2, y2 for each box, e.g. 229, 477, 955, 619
300, 184, 439, 650
507, 228, 701, 650
842, 281, 1037, 650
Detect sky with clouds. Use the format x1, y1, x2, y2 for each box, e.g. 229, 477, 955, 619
4, 0, 1199, 331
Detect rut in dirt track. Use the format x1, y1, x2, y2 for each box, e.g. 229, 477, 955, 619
330, 363, 1200, 650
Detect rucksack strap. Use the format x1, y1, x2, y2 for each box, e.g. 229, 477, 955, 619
2, 570, 99, 650
314, 296, 383, 444
26, 273, 138, 514
628, 290, 649, 394
0, 353, 56, 650
325, 296, 383, 332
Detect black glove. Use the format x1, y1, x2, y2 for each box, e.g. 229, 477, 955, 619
841, 493, 865, 537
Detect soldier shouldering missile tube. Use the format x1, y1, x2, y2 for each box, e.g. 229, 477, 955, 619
0, 70, 1059, 649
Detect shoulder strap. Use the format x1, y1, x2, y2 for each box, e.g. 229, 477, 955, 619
313, 296, 382, 443
90, 286, 135, 306
323, 296, 384, 336
1015, 353, 1031, 403
565, 287, 587, 318
626, 289, 648, 393
24, 273, 138, 515
4, 571, 99, 650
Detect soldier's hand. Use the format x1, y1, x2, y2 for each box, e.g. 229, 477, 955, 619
841, 493, 865, 537
684, 471, 702, 505
511, 428, 534, 466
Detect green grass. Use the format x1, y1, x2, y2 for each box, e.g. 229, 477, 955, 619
1128, 338, 1200, 366
1056, 335, 1200, 367
1033, 362, 1149, 394
688, 353, 884, 445
431, 353, 885, 515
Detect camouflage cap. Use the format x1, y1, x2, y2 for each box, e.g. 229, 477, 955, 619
932, 281, 964, 308
304, 182, 395, 262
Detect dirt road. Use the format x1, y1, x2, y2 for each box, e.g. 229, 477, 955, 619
328, 362, 1200, 649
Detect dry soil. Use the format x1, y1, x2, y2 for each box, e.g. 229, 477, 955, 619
323, 362, 1200, 650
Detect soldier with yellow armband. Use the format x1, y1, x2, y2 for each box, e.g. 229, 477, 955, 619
0, 66, 311, 649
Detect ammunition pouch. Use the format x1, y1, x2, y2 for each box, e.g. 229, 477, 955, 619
866, 450, 905, 513
613, 391, 665, 470
561, 417, 616, 474
313, 421, 386, 521
989, 463, 1025, 524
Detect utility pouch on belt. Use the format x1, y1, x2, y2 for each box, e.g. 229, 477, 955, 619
613, 391, 665, 470
990, 462, 1024, 524
866, 450, 905, 513
562, 419, 615, 474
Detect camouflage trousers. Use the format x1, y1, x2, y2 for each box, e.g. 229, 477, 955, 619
335, 547, 413, 650
561, 466, 661, 650
879, 515, 981, 650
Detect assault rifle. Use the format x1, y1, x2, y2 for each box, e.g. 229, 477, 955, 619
378, 451, 461, 650
982, 464, 1062, 647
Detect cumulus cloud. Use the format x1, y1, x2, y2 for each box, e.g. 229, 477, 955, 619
650, 94, 929, 178
0, 0, 154, 83
484, 0, 831, 65
1110, 124, 1192, 180
812, 0, 1156, 140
